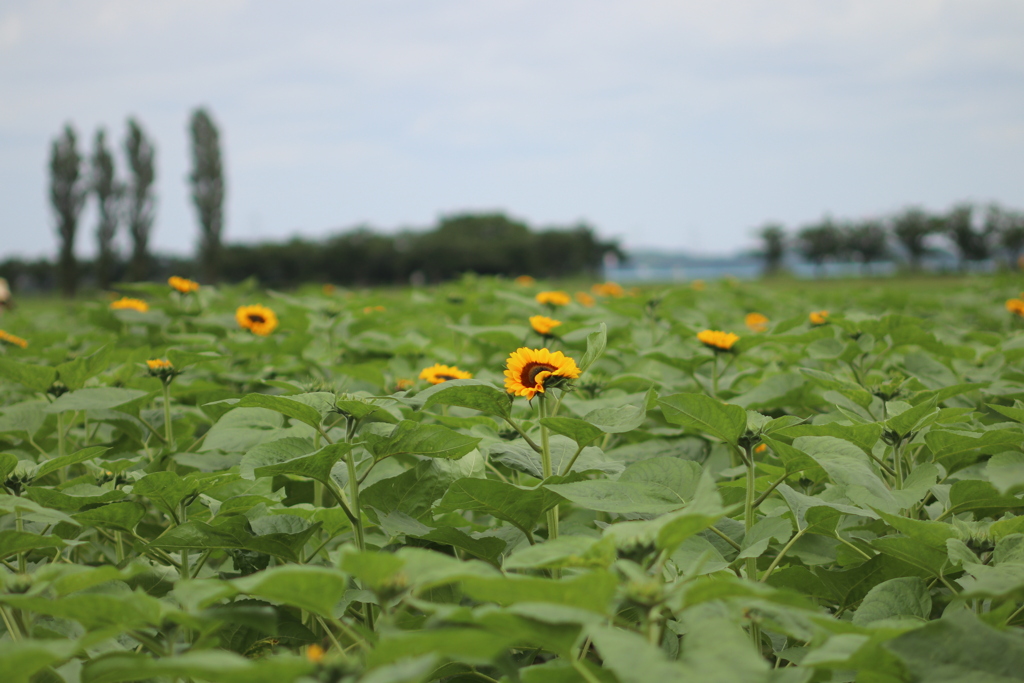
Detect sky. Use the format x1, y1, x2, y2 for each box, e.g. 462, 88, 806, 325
2, 1, 1024, 260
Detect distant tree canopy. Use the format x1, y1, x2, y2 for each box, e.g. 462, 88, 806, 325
219, 213, 623, 288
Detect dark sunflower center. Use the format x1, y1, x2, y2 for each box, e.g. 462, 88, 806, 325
248, 314, 266, 324
436, 374, 458, 381
521, 362, 557, 388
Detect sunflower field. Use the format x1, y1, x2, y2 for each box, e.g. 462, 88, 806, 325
2, 274, 1024, 683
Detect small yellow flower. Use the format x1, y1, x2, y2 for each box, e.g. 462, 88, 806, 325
322, 283, 336, 295
697, 329, 740, 352
110, 297, 149, 312
754, 443, 768, 454
0, 330, 28, 349
515, 275, 536, 286
575, 291, 596, 307
146, 359, 173, 370
1006, 299, 1024, 317
591, 282, 624, 298
504, 347, 581, 399
168, 276, 200, 293
529, 315, 562, 336
419, 364, 472, 385
744, 312, 769, 333
362, 305, 386, 313
691, 280, 706, 291
394, 378, 414, 391
535, 291, 571, 307
809, 310, 830, 326
306, 644, 325, 663
236, 304, 279, 336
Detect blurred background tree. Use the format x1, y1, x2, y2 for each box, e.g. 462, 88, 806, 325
189, 108, 225, 283
90, 128, 122, 290
796, 218, 844, 276
891, 207, 937, 271
944, 203, 992, 270
49, 124, 87, 298
757, 223, 786, 276
843, 219, 887, 274
124, 118, 157, 281
986, 204, 1024, 270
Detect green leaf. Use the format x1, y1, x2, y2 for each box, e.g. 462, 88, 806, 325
738, 516, 793, 559
418, 379, 512, 417
853, 577, 931, 625
81, 651, 313, 683
658, 392, 747, 445
0, 639, 78, 683
795, 436, 902, 514
582, 388, 653, 433
776, 421, 882, 454
459, 570, 618, 613
55, 346, 115, 390
199, 408, 285, 453
799, 367, 874, 408
231, 565, 349, 618
0, 401, 46, 439
435, 478, 563, 536
131, 471, 197, 519
0, 530, 65, 561
0, 452, 19, 480
235, 393, 326, 430
35, 445, 110, 479
362, 461, 448, 521
577, 323, 607, 374
946, 480, 1024, 520
617, 457, 703, 501
252, 442, 352, 483
504, 535, 615, 570
368, 420, 481, 460
0, 358, 57, 392
73, 501, 146, 532
884, 395, 938, 437
166, 349, 222, 369
543, 479, 684, 514
44, 388, 148, 414
539, 417, 604, 448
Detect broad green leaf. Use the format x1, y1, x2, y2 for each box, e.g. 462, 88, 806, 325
231, 565, 349, 618
72, 501, 146, 532
540, 416, 604, 448
0, 530, 65, 561
0, 452, 19, 480
131, 471, 197, 519
252, 442, 352, 483
235, 393, 326, 430
738, 516, 793, 559
799, 367, 874, 408
504, 535, 615, 570
55, 346, 115, 390
0, 401, 46, 438
0, 639, 78, 683
543, 479, 684, 514
435, 478, 563, 536
658, 392, 747, 445
418, 379, 512, 418
884, 395, 938, 437
583, 388, 653, 433
35, 445, 110, 479
946, 480, 1024, 520
81, 651, 313, 683
577, 323, 607, 373
852, 577, 931, 625
460, 570, 617, 614
199, 408, 285, 453
776, 421, 882, 454
987, 452, 1024, 494
0, 495, 79, 527
617, 457, 703, 501
368, 420, 481, 460
362, 460, 448, 521
0, 358, 57, 392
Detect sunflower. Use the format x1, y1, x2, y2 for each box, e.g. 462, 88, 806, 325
529, 315, 562, 336
419, 364, 472, 384
306, 644, 325, 664
236, 304, 279, 336
146, 358, 176, 382
362, 305, 386, 313
697, 329, 739, 352
515, 275, 536, 286
1006, 299, 1024, 317
168, 276, 200, 293
0, 330, 28, 349
691, 280, 706, 291
146, 359, 172, 370
535, 290, 571, 307
745, 312, 769, 333
110, 297, 149, 312
591, 282, 624, 298
809, 310, 830, 326
504, 347, 581, 399
754, 443, 768, 454
394, 378, 414, 391
575, 291, 596, 307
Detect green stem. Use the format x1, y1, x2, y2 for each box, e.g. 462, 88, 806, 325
115, 531, 125, 565
893, 439, 904, 491
571, 659, 603, 683
559, 445, 586, 477
56, 412, 66, 483
16, 511, 26, 573
752, 472, 790, 508
743, 444, 761, 650
539, 396, 559, 542
502, 416, 543, 454
760, 529, 807, 582
711, 355, 720, 398
708, 524, 743, 552
162, 382, 173, 447
341, 419, 374, 632
0, 605, 22, 641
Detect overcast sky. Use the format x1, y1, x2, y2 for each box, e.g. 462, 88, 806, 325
2, 1, 1023, 260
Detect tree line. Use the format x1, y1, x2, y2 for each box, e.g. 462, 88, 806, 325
33, 109, 224, 297
758, 202, 1024, 275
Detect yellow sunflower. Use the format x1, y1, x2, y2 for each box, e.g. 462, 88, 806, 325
168, 276, 200, 293
146, 359, 172, 370
745, 312, 769, 333
394, 378, 415, 391
419, 364, 473, 384
691, 280, 706, 291
306, 644, 325, 664
515, 275, 536, 286
697, 329, 740, 352
110, 297, 149, 312
809, 310, 830, 326
535, 290, 571, 307
236, 304, 279, 336
591, 281, 624, 298
575, 291, 596, 307
1006, 299, 1024, 317
504, 347, 581, 399
529, 315, 562, 336
0, 330, 28, 349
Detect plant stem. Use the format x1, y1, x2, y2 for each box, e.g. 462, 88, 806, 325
711, 355, 720, 398
162, 382, 173, 447
538, 395, 558, 542
342, 419, 374, 632
743, 444, 762, 650
502, 416, 543, 454
892, 439, 904, 491
56, 412, 66, 483
16, 511, 26, 573
760, 529, 807, 582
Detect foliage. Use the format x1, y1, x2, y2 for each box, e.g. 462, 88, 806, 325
2, 274, 1024, 681
796, 218, 844, 271
189, 108, 226, 284
48, 125, 86, 298
124, 119, 157, 282
756, 224, 786, 276
891, 207, 940, 270
945, 202, 993, 267
843, 219, 888, 269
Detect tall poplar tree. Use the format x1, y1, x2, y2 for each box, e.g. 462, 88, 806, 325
188, 108, 225, 282
124, 118, 156, 281
49, 124, 87, 298
91, 129, 122, 289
